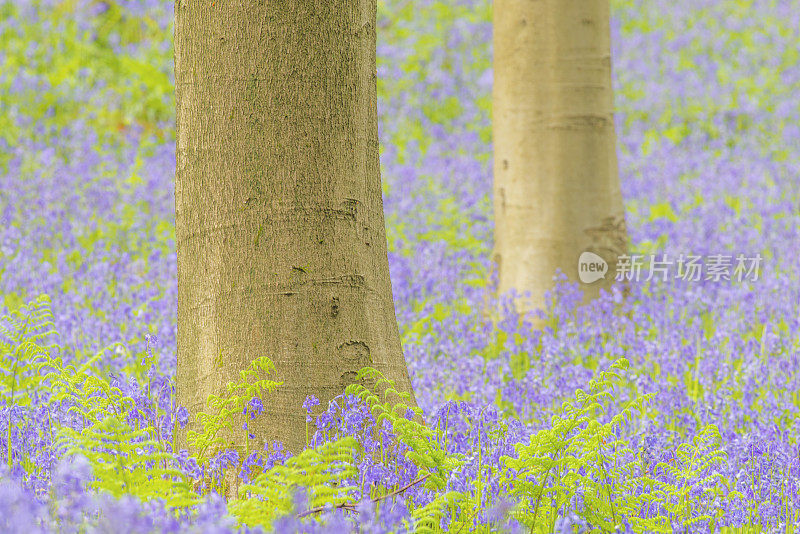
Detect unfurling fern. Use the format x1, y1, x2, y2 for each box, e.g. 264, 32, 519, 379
0, 295, 200, 510
55, 414, 198, 508
498, 358, 647, 532
229, 436, 360, 529
344, 369, 470, 531
345, 368, 461, 491
0, 294, 59, 473
186, 355, 282, 495
497, 357, 735, 534
40, 344, 201, 510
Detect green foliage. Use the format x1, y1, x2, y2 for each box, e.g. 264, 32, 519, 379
0, 294, 56, 407
230, 437, 360, 529
499, 359, 643, 532
329, 359, 742, 533
345, 369, 475, 531
57, 414, 198, 508
412, 490, 468, 533
0, 0, 173, 163
187, 355, 281, 471
491, 358, 737, 534
0, 294, 58, 469
0, 296, 760, 532
39, 340, 201, 509
0, 295, 198, 509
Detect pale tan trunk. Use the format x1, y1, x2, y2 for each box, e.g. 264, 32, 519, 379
174, 0, 417, 455
492, 0, 628, 318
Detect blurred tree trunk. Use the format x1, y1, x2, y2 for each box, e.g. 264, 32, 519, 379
492, 0, 628, 319
174, 0, 417, 455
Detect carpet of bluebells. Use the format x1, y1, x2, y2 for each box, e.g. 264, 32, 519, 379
1, 0, 800, 532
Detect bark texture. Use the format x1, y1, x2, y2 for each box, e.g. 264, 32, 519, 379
492, 0, 628, 316
174, 0, 417, 454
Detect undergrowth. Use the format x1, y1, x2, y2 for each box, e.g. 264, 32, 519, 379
1, 293, 774, 533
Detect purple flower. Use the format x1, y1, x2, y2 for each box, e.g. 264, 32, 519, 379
245, 397, 263, 420
175, 406, 189, 428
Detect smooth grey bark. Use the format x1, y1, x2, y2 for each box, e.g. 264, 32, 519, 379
174, 0, 418, 455
493, 0, 629, 319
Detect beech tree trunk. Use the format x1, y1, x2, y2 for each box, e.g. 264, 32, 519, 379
492, 0, 628, 317
174, 0, 417, 454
